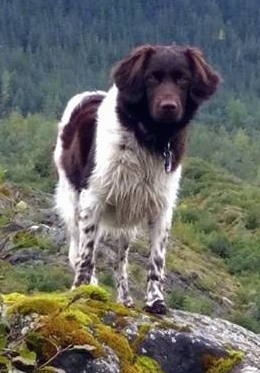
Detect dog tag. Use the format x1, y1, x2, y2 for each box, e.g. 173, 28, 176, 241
163, 143, 174, 173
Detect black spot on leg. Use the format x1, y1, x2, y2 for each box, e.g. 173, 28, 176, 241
154, 256, 163, 271
147, 272, 160, 282
87, 240, 94, 249
119, 144, 126, 150
74, 272, 91, 287
162, 235, 167, 246
80, 256, 93, 269
84, 225, 95, 234
160, 242, 164, 252
79, 214, 88, 221
119, 247, 128, 262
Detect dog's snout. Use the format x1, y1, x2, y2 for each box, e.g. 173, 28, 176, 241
153, 97, 182, 123
160, 100, 178, 112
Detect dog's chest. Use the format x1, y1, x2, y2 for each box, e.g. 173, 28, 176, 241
93, 144, 170, 227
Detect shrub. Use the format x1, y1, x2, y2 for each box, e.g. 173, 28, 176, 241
206, 232, 232, 258
0, 262, 73, 293
245, 205, 260, 230
227, 240, 260, 274
168, 289, 186, 309
230, 311, 260, 333
24, 265, 73, 292
168, 289, 214, 315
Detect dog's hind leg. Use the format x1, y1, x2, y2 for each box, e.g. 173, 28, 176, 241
55, 172, 80, 270
72, 188, 101, 288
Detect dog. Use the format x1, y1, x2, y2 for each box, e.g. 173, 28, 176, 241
54, 44, 220, 314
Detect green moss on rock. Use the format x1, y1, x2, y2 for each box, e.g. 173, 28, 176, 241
203, 349, 244, 373
131, 324, 151, 353
36, 314, 104, 359
69, 284, 110, 302
97, 324, 134, 363
135, 355, 163, 373
5, 293, 68, 315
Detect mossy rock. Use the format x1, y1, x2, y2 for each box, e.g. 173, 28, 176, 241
4, 293, 67, 315
69, 284, 110, 302
135, 355, 163, 373
203, 349, 244, 373
34, 314, 104, 360
1, 285, 251, 373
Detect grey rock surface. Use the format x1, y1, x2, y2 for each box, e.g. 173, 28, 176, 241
52, 348, 120, 373
170, 309, 260, 367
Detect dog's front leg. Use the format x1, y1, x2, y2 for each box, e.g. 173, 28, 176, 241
72, 188, 101, 288
113, 234, 134, 307
145, 210, 172, 314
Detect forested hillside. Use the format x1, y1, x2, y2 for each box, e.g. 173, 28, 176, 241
0, 0, 260, 124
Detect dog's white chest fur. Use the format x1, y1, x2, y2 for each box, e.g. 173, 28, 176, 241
89, 86, 181, 229
95, 145, 169, 227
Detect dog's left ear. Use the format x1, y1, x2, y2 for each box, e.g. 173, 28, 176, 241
112, 45, 155, 103
186, 47, 221, 103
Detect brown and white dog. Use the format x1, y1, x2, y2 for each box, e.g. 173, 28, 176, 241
54, 44, 220, 314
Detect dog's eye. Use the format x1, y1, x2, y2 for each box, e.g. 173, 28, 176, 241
176, 75, 190, 87
147, 71, 163, 83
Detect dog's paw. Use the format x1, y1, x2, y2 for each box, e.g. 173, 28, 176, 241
144, 300, 167, 315
118, 296, 135, 308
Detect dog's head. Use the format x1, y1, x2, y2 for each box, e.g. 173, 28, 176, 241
113, 44, 221, 125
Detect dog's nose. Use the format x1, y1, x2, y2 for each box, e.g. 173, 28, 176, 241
160, 100, 178, 112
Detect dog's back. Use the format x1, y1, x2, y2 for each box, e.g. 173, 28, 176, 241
55, 92, 106, 192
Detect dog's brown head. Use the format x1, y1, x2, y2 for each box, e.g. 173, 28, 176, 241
113, 44, 221, 125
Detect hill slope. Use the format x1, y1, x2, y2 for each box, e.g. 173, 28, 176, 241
0, 158, 259, 332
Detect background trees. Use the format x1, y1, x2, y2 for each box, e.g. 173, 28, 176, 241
0, 0, 259, 123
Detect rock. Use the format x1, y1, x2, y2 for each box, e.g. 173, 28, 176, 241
139, 329, 230, 373
169, 309, 260, 367
52, 347, 120, 373
15, 201, 28, 211
1, 286, 259, 373
7, 247, 46, 265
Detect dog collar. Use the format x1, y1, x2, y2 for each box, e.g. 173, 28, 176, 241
132, 120, 175, 172
163, 142, 174, 173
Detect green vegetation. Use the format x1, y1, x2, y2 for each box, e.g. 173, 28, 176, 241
188, 124, 260, 185
0, 113, 55, 190
135, 356, 163, 373
0, 261, 73, 293
0, 0, 259, 342
169, 158, 260, 331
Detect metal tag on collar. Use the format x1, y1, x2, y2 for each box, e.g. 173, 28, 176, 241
163, 142, 173, 173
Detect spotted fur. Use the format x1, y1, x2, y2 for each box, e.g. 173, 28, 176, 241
54, 44, 220, 313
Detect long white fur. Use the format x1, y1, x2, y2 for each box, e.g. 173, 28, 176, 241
91, 86, 181, 231
54, 85, 182, 306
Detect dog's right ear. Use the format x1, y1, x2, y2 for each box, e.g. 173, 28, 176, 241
112, 45, 155, 103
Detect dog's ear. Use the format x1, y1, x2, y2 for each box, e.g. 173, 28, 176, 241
186, 47, 221, 103
112, 45, 155, 103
